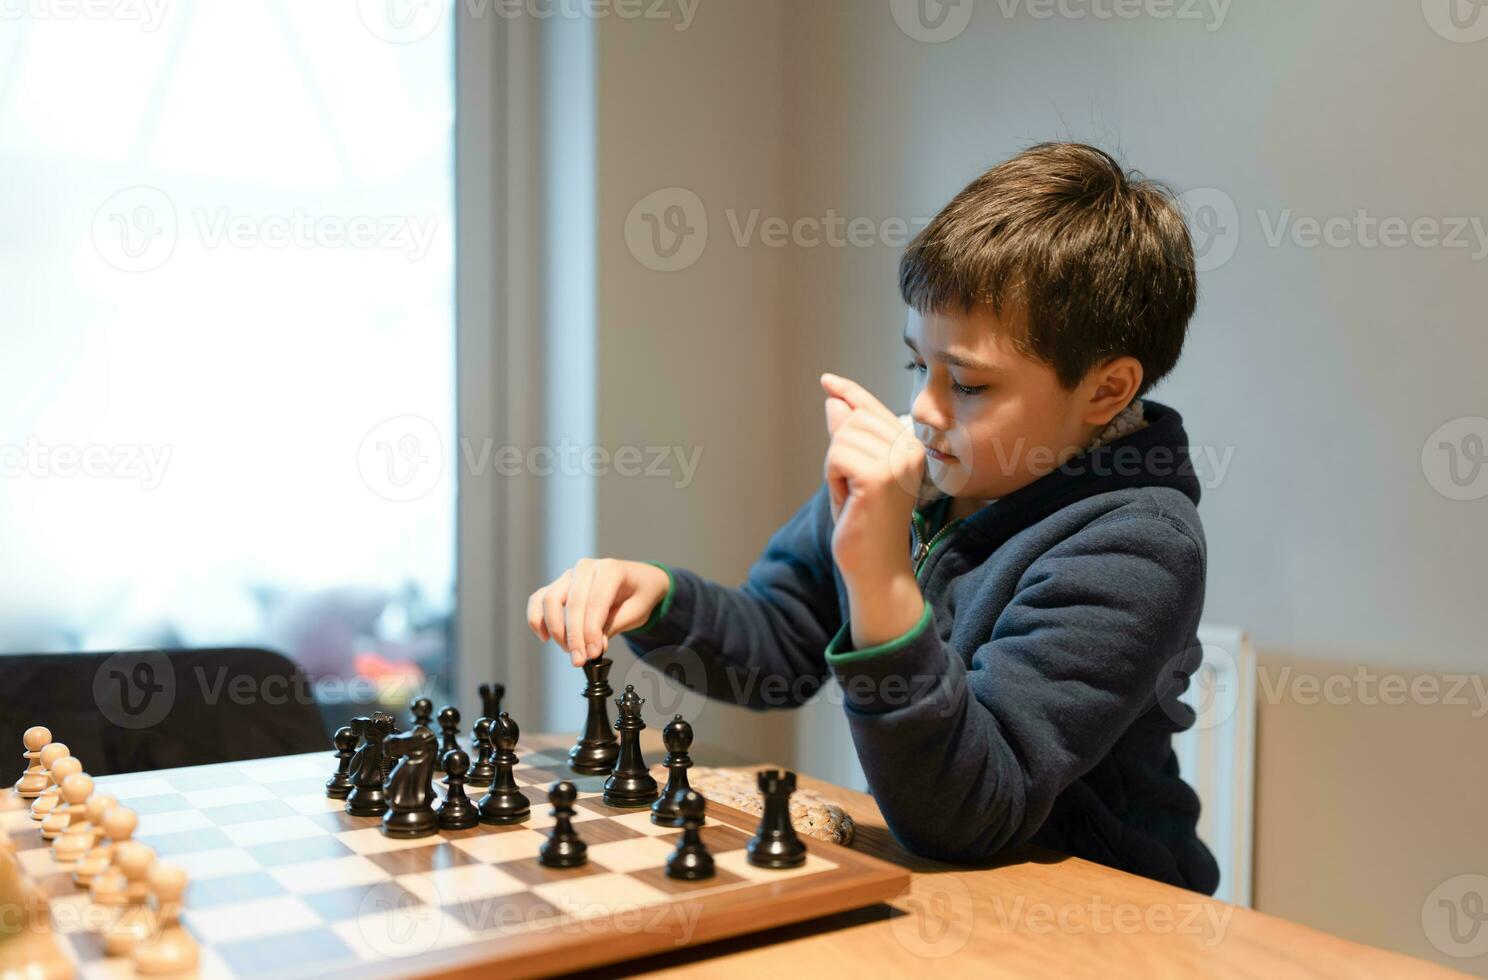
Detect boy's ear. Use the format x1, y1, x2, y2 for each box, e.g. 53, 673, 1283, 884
1083, 356, 1144, 424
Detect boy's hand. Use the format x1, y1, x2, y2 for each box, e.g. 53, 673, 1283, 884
526, 559, 671, 667
820, 372, 924, 583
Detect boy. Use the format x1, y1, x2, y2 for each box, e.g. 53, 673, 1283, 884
527, 142, 1219, 894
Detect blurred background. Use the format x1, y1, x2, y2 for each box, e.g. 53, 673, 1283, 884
2, 0, 1486, 972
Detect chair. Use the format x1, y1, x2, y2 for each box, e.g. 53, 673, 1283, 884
0, 647, 330, 785
1172, 624, 1258, 907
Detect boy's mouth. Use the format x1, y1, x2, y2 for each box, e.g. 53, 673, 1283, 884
925, 445, 958, 463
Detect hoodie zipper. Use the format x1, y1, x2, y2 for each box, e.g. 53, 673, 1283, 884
910, 505, 964, 578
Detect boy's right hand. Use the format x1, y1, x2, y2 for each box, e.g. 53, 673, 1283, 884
526, 558, 671, 667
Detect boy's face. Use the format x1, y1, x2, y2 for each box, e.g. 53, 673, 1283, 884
903, 306, 1111, 501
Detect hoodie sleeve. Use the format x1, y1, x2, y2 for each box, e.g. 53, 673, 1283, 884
824, 513, 1206, 863
620, 482, 842, 708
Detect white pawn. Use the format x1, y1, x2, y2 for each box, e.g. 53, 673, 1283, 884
48, 773, 94, 855
14, 726, 53, 797
62, 793, 116, 870
132, 865, 198, 975
31, 753, 82, 822
103, 842, 156, 955
89, 808, 140, 904
26, 743, 71, 817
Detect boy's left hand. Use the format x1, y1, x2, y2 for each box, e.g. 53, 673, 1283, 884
820, 372, 924, 585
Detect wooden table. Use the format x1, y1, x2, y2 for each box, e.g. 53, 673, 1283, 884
600, 732, 1460, 978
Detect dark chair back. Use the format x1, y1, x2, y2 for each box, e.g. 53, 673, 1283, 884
0, 647, 330, 784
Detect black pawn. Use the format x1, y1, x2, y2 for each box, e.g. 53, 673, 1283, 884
476, 712, 531, 825
437, 749, 480, 831
468, 716, 496, 787
651, 715, 698, 827
410, 698, 434, 736
665, 790, 714, 880
569, 657, 619, 774
436, 705, 461, 773
479, 683, 505, 721
325, 725, 357, 799
747, 769, 807, 868
538, 781, 588, 868
603, 685, 659, 808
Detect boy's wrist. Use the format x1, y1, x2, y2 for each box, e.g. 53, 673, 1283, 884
843, 568, 924, 650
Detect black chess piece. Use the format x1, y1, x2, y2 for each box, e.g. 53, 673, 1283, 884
603, 685, 659, 808
410, 698, 434, 736
538, 781, 588, 868
436, 749, 480, 831
345, 714, 394, 817
479, 683, 505, 721
746, 769, 807, 868
476, 712, 531, 825
468, 717, 496, 787
651, 715, 699, 827
325, 725, 357, 800
381, 728, 439, 838
665, 790, 715, 880
569, 657, 619, 774
435, 706, 461, 773
375, 710, 401, 785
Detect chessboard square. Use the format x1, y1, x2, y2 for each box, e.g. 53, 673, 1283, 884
364, 843, 479, 876
444, 891, 563, 935
202, 798, 296, 826
261, 777, 330, 799
449, 828, 548, 864
136, 826, 236, 858
283, 793, 349, 816
185, 894, 321, 944
299, 882, 420, 922
17, 846, 58, 878
165, 768, 240, 791
395, 863, 527, 905
135, 809, 215, 836
32, 870, 81, 900
214, 926, 355, 976
517, 750, 571, 769
656, 823, 754, 854
246, 835, 354, 867
525, 799, 603, 831
630, 861, 749, 895
585, 836, 677, 873
303, 809, 367, 834
243, 760, 326, 784
100, 777, 174, 801
173, 846, 264, 881
268, 854, 391, 894
330, 907, 474, 961
530, 871, 670, 917
607, 809, 683, 837
713, 848, 838, 882
336, 826, 446, 856
188, 870, 287, 909
180, 784, 276, 810
510, 766, 565, 787
490, 856, 605, 888
122, 793, 193, 816
221, 815, 327, 847
576, 818, 646, 846
0, 809, 34, 831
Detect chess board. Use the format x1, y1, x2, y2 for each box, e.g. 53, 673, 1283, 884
2, 747, 909, 979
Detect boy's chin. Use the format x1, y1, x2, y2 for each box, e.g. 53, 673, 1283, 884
925, 459, 974, 497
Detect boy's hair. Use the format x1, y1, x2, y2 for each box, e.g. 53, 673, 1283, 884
900, 142, 1195, 398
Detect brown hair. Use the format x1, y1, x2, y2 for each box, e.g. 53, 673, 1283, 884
900, 142, 1195, 397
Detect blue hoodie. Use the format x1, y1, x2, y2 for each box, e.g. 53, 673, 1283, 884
622, 399, 1220, 894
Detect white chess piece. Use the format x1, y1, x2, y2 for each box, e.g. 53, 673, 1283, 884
47, 773, 94, 856
31, 754, 81, 822
103, 842, 157, 955
26, 743, 71, 818
60, 793, 116, 869
89, 807, 140, 904
132, 864, 199, 975
14, 726, 53, 797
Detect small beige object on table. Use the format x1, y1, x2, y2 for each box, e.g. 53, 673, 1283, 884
59, 792, 115, 868
103, 841, 157, 955
132, 864, 199, 975
13, 726, 53, 798
42, 771, 91, 842
26, 743, 72, 818
89, 807, 141, 904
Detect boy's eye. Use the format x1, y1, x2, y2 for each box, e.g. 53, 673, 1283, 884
953, 382, 989, 396
903, 360, 927, 374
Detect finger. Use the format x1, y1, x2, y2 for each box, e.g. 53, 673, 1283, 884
526, 587, 551, 642
581, 561, 623, 658
820, 372, 896, 421
541, 569, 573, 653
564, 560, 598, 666
824, 396, 852, 436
